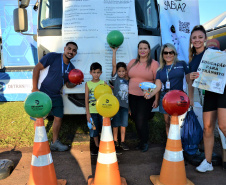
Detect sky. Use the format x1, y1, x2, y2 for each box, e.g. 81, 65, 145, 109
199, 0, 226, 24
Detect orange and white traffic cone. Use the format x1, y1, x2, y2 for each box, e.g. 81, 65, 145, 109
150, 116, 194, 185
28, 118, 66, 185
88, 117, 127, 185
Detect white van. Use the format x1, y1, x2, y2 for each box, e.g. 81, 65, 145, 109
2, 0, 161, 114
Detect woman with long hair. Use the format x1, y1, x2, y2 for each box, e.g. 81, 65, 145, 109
144, 43, 189, 135
188, 25, 226, 172
127, 40, 159, 152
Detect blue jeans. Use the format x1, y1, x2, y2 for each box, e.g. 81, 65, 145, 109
89, 113, 103, 137
159, 92, 167, 114
112, 107, 128, 127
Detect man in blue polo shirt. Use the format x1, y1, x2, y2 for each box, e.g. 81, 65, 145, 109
32, 42, 79, 151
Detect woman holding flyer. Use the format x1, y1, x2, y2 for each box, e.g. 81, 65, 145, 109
188, 25, 226, 173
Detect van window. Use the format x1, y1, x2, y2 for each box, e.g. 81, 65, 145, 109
39, 0, 160, 36
39, 0, 62, 29
135, 0, 160, 36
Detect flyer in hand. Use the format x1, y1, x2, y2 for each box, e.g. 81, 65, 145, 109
192, 48, 226, 94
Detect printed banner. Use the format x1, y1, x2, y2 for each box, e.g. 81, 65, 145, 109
62, 0, 138, 82
159, 0, 199, 62
192, 49, 226, 94
0, 72, 33, 101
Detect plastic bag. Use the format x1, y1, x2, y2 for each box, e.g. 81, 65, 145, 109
181, 108, 203, 155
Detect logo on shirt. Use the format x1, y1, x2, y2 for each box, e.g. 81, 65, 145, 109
173, 66, 183, 69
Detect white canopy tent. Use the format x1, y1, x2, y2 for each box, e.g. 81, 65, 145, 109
203, 11, 226, 30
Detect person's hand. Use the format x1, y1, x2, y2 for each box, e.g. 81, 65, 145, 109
75, 80, 84, 85
152, 99, 159, 108
32, 88, 39, 92
87, 117, 93, 129
110, 47, 119, 52
128, 109, 131, 116
190, 72, 199, 80
143, 90, 153, 99
190, 99, 194, 107
86, 113, 91, 123
67, 80, 84, 88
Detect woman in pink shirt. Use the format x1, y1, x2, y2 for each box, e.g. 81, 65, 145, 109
127, 40, 159, 152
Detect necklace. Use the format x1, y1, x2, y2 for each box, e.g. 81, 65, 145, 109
139, 61, 146, 65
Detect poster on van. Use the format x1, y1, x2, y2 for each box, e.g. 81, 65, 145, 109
159, 0, 199, 63
62, 0, 138, 82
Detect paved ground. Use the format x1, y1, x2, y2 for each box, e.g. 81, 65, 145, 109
0, 142, 225, 185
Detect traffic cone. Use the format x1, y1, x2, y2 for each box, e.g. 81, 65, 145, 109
88, 117, 127, 185
150, 116, 194, 185
28, 118, 66, 185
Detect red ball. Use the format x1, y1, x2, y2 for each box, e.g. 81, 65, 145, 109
162, 90, 190, 116
68, 69, 84, 84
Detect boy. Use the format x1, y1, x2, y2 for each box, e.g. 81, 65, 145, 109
85, 62, 106, 155
110, 47, 129, 150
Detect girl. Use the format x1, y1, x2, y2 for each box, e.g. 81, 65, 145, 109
188, 25, 226, 172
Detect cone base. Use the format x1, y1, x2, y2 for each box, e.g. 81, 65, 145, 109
150, 175, 194, 185
88, 177, 127, 185
57, 179, 67, 185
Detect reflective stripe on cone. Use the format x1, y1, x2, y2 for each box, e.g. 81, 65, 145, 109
88, 117, 127, 185
150, 116, 194, 185
28, 118, 63, 185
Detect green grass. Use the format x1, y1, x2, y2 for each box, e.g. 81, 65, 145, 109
0, 102, 166, 148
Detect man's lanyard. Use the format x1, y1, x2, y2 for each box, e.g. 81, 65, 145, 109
62, 54, 70, 86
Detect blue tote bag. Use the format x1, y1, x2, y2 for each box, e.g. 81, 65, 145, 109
181, 108, 203, 155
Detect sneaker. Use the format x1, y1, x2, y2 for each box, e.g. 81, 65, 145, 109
120, 142, 129, 151
135, 142, 142, 150
141, 143, 149, 152
116, 148, 122, 155
114, 141, 119, 148
196, 159, 213, 172
91, 147, 99, 156
50, 140, 69, 152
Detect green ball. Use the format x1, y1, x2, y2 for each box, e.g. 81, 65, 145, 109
107, 30, 124, 48
24, 92, 52, 118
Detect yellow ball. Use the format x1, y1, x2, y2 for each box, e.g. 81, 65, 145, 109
96, 94, 119, 117
94, 84, 112, 99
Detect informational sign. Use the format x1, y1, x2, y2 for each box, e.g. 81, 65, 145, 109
0, 72, 33, 101
159, 0, 199, 63
62, 0, 138, 82
192, 49, 226, 94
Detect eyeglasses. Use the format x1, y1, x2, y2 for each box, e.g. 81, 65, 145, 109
163, 51, 175, 55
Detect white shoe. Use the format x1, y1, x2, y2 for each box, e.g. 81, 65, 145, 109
50, 140, 69, 152
196, 159, 213, 172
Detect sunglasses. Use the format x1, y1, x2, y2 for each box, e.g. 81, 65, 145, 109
163, 51, 175, 55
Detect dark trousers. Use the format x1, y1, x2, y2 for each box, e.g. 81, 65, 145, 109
129, 94, 155, 144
